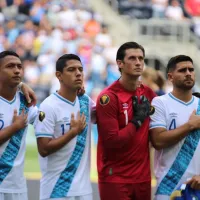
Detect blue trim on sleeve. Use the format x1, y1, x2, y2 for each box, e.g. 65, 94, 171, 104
35, 133, 53, 138
150, 124, 167, 129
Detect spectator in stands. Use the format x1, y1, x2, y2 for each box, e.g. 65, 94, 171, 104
152, 0, 168, 18
141, 67, 166, 96
165, 0, 185, 20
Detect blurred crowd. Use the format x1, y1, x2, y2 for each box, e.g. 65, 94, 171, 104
0, 0, 121, 104
0, 0, 176, 105
115, 0, 200, 38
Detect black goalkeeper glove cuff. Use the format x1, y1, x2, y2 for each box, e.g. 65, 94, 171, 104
131, 119, 142, 129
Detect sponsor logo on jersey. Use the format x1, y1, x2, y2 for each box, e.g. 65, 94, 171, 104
100, 94, 110, 106
39, 111, 45, 122
122, 103, 128, 109
169, 112, 178, 117
63, 117, 70, 123
0, 113, 4, 119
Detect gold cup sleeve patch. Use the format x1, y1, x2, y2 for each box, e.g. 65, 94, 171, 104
100, 94, 110, 106
39, 111, 45, 122
149, 105, 155, 115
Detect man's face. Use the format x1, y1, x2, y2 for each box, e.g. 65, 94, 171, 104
57, 59, 84, 91
0, 55, 23, 87
168, 61, 195, 90
117, 48, 144, 77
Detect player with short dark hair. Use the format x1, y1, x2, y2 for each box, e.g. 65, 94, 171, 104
35, 53, 95, 200
150, 55, 200, 199
0, 50, 38, 200
96, 42, 156, 200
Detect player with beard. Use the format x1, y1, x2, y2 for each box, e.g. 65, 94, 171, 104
150, 55, 200, 200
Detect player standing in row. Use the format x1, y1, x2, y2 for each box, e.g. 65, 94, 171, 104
0, 51, 38, 200
96, 42, 156, 200
150, 55, 200, 199
34, 54, 95, 200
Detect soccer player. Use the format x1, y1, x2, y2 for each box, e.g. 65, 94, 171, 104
34, 54, 95, 200
0, 51, 38, 200
96, 42, 156, 200
150, 55, 200, 200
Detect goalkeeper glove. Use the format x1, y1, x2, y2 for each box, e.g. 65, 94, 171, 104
132, 95, 155, 129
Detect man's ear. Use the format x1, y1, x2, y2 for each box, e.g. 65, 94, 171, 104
167, 72, 173, 82
116, 59, 123, 72
56, 71, 62, 82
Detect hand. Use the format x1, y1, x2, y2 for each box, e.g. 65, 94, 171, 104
132, 95, 154, 129
77, 86, 85, 96
188, 110, 200, 130
70, 112, 86, 136
185, 175, 200, 190
21, 83, 37, 107
12, 109, 28, 130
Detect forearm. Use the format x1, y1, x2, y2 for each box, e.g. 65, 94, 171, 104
150, 122, 194, 150
0, 124, 19, 145
101, 123, 137, 149
38, 129, 77, 157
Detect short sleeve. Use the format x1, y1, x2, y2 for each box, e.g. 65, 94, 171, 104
28, 106, 38, 125
34, 103, 56, 138
150, 97, 167, 130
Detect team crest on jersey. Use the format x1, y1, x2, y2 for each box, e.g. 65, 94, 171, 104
39, 111, 45, 122
149, 105, 155, 115
100, 94, 110, 106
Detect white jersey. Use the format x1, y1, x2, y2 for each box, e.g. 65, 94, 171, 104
34, 93, 95, 200
0, 91, 37, 193
150, 93, 200, 199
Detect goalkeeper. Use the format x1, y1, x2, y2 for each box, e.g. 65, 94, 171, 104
96, 42, 156, 200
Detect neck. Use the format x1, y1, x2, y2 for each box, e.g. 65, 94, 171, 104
0, 84, 17, 101
171, 88, 193, 102
119, 75, 139, 91
57, 87, 77, 102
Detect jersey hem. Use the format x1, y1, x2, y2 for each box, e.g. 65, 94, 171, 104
0, 188, 27, 193
40, 191, 93, 200
98, 179, 151, 184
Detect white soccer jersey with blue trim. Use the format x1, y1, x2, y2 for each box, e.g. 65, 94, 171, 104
34, 93, 95, 200
150, 93, 200, 199
0, 91, 37, 193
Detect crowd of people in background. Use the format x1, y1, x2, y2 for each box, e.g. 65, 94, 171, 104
0, 0, 174, 103
115, 0, 200, 38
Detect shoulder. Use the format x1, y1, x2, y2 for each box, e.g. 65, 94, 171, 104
152, 93, 169, 106
39, 94, 56, 111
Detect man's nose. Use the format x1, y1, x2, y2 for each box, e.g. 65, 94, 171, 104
14, 66, 20, 73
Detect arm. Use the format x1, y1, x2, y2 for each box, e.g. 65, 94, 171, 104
96, 92, 137, 149
150, 122, 194, 150
150, 96, 200, 150
35, 111, 86, 157
0, 109, 27, 145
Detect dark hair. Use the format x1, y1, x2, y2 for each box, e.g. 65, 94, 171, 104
0, 51, 19, 63
166, 55, 193, 75
116, 42, 145, 61
56, 54, 82, 72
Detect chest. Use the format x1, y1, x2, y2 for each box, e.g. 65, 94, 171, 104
54, 102, 80, 137
0, 100, 21, 131
165, 101, 198, 130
